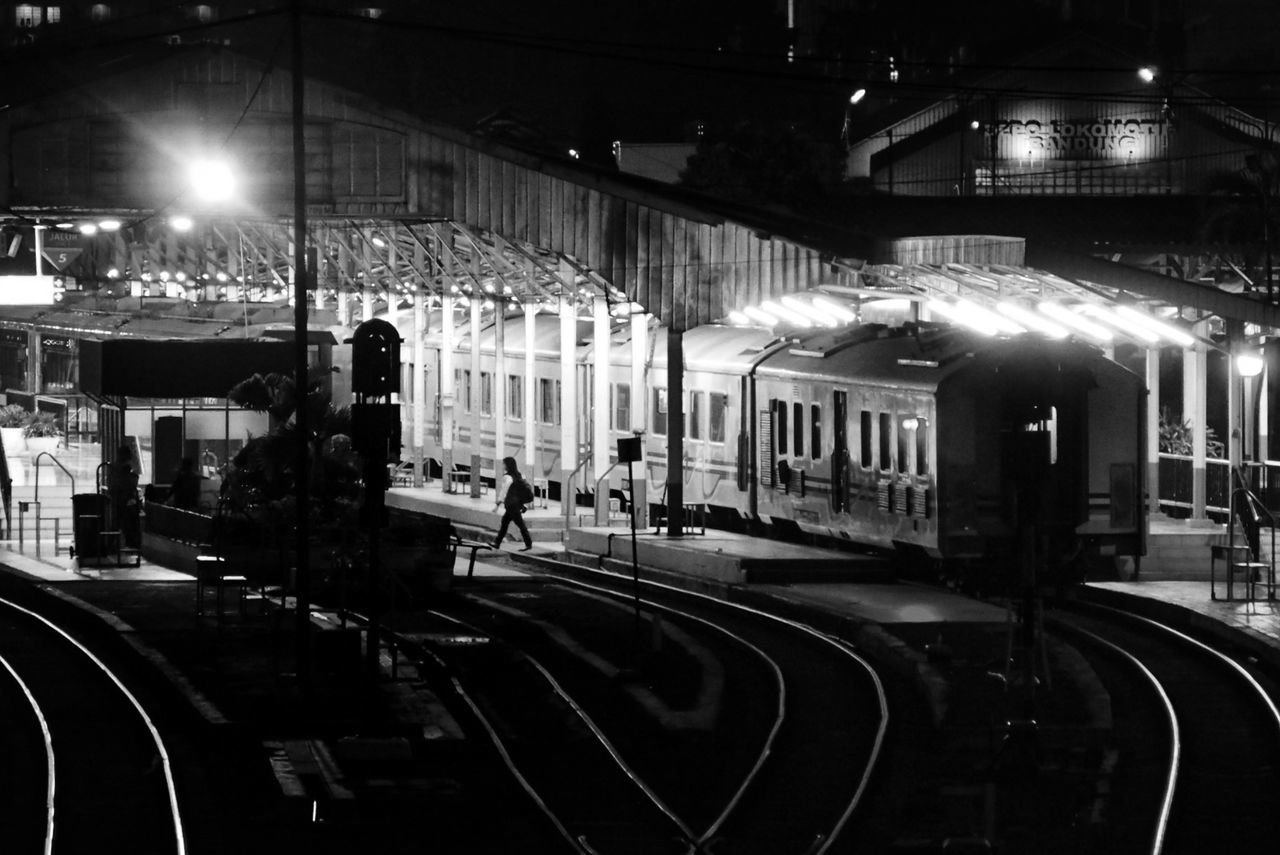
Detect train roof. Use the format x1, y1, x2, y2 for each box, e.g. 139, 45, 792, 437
756, 324, 1124, 392
421, 311, 592, 358
646, 324, 785, 372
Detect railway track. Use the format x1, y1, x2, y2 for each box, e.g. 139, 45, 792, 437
390, 559, 888, 854
1049, 601, 1280, 855
0, 595, 186, 855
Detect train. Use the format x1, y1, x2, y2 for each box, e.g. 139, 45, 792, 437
414, 308, 1147, 580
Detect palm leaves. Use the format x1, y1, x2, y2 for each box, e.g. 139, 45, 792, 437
224, 367, 360, 531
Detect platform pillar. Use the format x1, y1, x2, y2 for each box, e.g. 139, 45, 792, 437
1145, 346, 1160, 517
630, 312, 648, 528
667, 327, 684, 537
560, 285, 578, 527
412, 288, 426, 487
470, 298, 483, 498
523, 302, 537, 475
494, 303, 507, 478
593, 297, 611, 525
1184, 320, 1209, 519
440, 294, 455, 491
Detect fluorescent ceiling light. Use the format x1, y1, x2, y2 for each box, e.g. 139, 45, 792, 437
1078, 304, 1159, 343
761, 300, 811, 327
928, 299, 997, 335
727, 310, 750, 325
781, 295, 838, 326
1113, 305, 1195, 346
811, 296, 857, 323
743, 306, 779, 326
1038, 302, 1113, 342
997, 302, 1069, 338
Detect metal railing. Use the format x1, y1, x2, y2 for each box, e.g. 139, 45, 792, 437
1214, 469, 1277, 601
20, 451, 77, 555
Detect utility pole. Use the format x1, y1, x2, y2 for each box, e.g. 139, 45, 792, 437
291, 0, 311, 687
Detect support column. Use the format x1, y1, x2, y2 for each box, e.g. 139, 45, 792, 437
440, 294, 455, 492
494, 303, 507, 477
630, 312, 647, 528
412, 288, 426, 488
1184, 321, 1209, 520
593, 297, 611, 524
362, 281, 375, 323
1146, 346, 1161, 518
470, 298, 482, 498
1258, 360, 1269, 464
524, 303, 537, 474
337, 290, 350, 327
667, 327, 684, 537
560, 288, 578, 528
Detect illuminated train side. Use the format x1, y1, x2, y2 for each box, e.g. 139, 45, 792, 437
421, 315, 1146, 568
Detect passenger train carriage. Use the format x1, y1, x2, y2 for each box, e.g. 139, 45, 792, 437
420, 312, 1146, 573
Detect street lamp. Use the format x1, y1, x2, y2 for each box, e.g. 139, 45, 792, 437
188, 158, 236, 204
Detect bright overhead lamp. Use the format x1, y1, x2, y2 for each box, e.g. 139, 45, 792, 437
849, 88, 866, 105
189, 158, 235, 203
1038, 302, 1113, 342
1237, 352, 1265, 378
1137, 66, 1157, 84
727, 310, 751, 326
1078, 304, 1158, 343
1113, 305, 1195, 346
170, 215, 194, 232
743, 305, 779, 326
997, 301, 1069, 338
98, 219, 121, 232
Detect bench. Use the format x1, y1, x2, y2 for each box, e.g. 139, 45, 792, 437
424, 513, 494, 579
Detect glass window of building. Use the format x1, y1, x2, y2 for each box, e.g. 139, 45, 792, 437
90, 4, 111, 22
15, 5, 42, 26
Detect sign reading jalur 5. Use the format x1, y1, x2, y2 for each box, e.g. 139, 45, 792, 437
994, 117, 1167, 160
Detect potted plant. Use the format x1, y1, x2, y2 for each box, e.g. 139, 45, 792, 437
22, 411, 63, 456
0, 403, 29, 455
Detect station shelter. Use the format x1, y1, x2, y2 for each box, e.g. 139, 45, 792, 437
0, 39, 1271, 540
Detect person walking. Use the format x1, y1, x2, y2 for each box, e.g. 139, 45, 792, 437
493, 456, 534, 551
108, 444, 141, 548
166, 456, 202, 511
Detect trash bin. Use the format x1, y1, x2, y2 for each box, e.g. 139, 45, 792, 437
72, 492, 106, 561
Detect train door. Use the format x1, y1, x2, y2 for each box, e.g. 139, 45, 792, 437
832, 391, 848, 512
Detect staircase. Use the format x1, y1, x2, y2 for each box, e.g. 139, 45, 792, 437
7, 483, 76, 559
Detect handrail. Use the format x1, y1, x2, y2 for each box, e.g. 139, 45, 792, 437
1226, 465, 1277, 600
32, 452, 75, 504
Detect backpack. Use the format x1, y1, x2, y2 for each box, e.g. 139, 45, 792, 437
512, 475, 534, 505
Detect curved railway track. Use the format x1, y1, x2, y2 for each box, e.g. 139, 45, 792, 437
0, 595, 186, 855
391, 560, 888, 854
1049, 601, 1280, 855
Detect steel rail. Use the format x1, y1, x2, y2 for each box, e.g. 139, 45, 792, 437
1048, 613, 1180, 855
0, 597, 187, 855
428, 607, 700, 846
532, 564, 886, 855
0, 650, 56, 855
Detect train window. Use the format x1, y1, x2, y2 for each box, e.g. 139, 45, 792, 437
480, 372, 493, 416
507, 375, 522, 420
555, 380, 562, 425
538, 379, 552, 423
654, 388, 668, 436
709, 393, 727, 443
811, 405, 821, 460
860, 410, 872, 467
615, 383, 631, 431
777, 400, 788, 454
793, 402, 804, 457
690, 391, 704, 440
879, 412, 892, 472
897, 417, 911, 473
459, 369, 472, 413
916, 418, 929, 475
